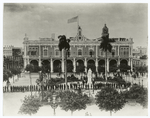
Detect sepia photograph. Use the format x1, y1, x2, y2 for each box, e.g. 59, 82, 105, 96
2, 1, 148, 117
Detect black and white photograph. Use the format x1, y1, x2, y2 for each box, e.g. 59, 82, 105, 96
1, 1, 149, 117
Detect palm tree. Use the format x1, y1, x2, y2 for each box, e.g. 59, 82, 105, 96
99, 24, 115, 82
25, 64, 34, 96
58, 35, 70, 89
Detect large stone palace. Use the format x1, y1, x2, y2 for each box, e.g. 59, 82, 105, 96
23, 24, 134, 73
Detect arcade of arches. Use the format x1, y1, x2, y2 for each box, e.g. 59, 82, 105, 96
29, 58, 130, 72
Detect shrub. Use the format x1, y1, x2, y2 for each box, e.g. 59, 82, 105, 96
19, 95, 42, 116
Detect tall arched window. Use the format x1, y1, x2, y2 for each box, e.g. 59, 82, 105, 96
89, 49, 94, 57
78, 49, 82, 56
55, 49, 60, 56
44, 49, 48, 56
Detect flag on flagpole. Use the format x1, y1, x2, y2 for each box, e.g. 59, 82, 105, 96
68, 16, 78, 23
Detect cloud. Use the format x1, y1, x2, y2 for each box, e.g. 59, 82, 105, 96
4, 3, 37, 13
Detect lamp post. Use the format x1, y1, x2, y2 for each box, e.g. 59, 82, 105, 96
48, 93, 61, 116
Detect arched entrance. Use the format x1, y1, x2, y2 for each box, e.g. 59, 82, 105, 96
120, 59, 130, 72
76, 60, 84, 73
67, 60, 73, 72
120, 59, 128, 66
98, 60, 105, 73
30, 60, 38, 66
109, 59, 117, 72
53, 60, 61, 72
87, 60, 95, 72
42, 60, 50, 72
42, 60, 50, 65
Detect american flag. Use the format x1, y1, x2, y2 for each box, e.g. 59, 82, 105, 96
68, 16, 78, 23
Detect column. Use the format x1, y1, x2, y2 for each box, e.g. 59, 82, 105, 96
39, 45, 41, 57
84, 58, 87, 73
73, 58, 76, 72
107, 58, 109, 72
128, 58, 130, 66
118, 45, 120, 56
96, 45, 98, 57
95, 58, 98, 73
61, 49, 65, 73
51, 58, 53, 73
117, 58, 120, 67
38, 45, 41, 67
24, 58, 26, 68
130, 58, 133, 72
38, 58, 41, 67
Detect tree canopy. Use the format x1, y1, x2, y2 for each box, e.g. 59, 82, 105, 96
19, 95, 42, 116
133, 65, 148, 73
58, 35, 70, 51
3, 69, 12, 82
95, 87, 126, 115
25, 64, 34, 72
59, 91, 91, 115
123, 84, 148, 108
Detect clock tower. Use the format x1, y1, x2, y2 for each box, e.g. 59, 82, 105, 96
102, 24, 109, 38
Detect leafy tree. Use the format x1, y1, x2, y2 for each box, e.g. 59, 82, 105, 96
95, 87, 126, 116
25, 64, 34, 72
3, 69, 12, 82
10, 68, 18, 83
19, 95, 42, 116
59, 91, 91, 115
133, 65, 148, 73
123, 84, 148, 108
140, 55, 147, 59
119, 64, 131, 72
58, 35, 70, 89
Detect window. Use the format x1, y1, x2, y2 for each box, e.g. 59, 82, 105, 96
44, 49, 48, 56
55, 49, 60, 56
89, 50, 94, 57
78, 49, 82, 56
31, 51, 36, 56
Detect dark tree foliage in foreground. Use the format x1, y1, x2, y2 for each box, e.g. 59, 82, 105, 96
59, 91, 91, 115
119, 64, 131, 72
123, 84, 148, 108
19, 95, 42, 116
25, 64, 34, 72
95, 87, 126, 116
3, 69, 12, 82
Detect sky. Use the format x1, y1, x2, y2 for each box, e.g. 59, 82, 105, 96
3, 3, 148, 48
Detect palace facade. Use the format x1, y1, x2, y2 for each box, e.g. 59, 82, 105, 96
23, 24, 133, 73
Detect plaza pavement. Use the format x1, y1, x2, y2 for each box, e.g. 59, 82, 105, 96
3, 73, 148, 116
